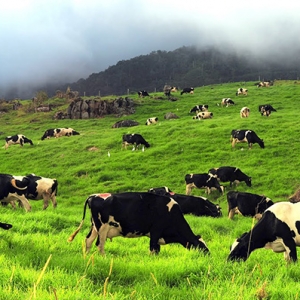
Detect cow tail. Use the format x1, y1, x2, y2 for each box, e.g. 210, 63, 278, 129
68, 199, 89, 242
11, 179, 27, 190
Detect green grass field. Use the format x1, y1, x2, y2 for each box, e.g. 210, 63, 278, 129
0, 80, 300, 299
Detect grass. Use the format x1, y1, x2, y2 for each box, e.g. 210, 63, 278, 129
0, 80, 300, 299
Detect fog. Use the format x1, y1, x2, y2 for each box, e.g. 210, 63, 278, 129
1, 0, 300, 98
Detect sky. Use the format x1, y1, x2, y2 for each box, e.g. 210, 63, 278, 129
1, 0, 300, 97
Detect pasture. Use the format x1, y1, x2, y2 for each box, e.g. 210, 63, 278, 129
0, 80, 300, 299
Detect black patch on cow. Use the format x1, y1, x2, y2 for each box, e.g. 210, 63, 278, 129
295, 221, 300, 235
109, 221, 119, 227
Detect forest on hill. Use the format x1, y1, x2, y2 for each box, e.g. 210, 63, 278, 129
56, 45, 300, 97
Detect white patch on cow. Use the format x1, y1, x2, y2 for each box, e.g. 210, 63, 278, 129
230, 239, 240, 252
166, 198, 177, 212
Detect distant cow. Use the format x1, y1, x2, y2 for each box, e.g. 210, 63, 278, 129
163, 85, 177, 97
122, 133, 150, 150
257, 81, 273, 88
145, 117, 158, 125
68, 192, 210, 255
13, 174, 58, 210
228, 201, 300, 262
226, 191, 274, 219
259, 104, 277, 117
41, 128, 80, 140
185, 173, 224, 195
236, 88, 248, 96
189, 105, 208, 113
193, 112, 213, 120
230, 129, 264, 149
240, 107, 250, 118
0, 222, 12, 230
138, 90, 150, 97
221, 98, 235, 107
148, 187, 222, 217
5, 134, 33, 149
181, 87, 194, 95
0, 174, 31, 212
208, 166, 252, 187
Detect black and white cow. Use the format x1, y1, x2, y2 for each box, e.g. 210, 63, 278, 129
68, 192, 210, 255
221, 98, 235, 107
122, 133, 150, 150
226, 191, 274, 219
13, 174, 58, 210
189, 105, 208, 114
163, 85, 177, 97
5, 134, 33, 149
208, 166, 252, 188
148, 187, 222, 217
230, 129, 265, 149
138, 90, 150, 97
236, 88, 248, 96
240, 107, 250, 118
228, 201, 300, 262
0, 222, 12, 230
41, 128, 80, 140
257, 81, 273, 88
0, 174, 31, 212
259, 104, 277, 117
145, 117, 158, 125
181, 87, 194, 95
185, 173, 224, 195
192, 112, 213, 120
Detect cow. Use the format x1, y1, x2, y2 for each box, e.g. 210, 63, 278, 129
41, 128, 80, 140
189, 105, 208, 114
259, 104, 277, 117
192, 112, 213, 120
289, 188, 300, 203
257, 81, 273, 88
122, 133, 150, 150
163, 85, 177, 97
221, 98, 235, 107
145, 117, 158, 126
236, 88, 248, 96
148, 187, 222, 217
181, 87, 194, 95
208, 166, 252, 188
138, 90, 150, 97
13, 174, 58, 210
5, 134, 33, 149
68, 192, 210, 255
185, 173, 224, 195
230, 129, 265, 149
0, 222, 12, 230
226, 191, 274, 219
240, 107, 250, 118
228, 201, 300, 262
0, 174, 31, 212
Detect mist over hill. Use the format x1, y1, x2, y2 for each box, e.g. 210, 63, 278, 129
4, 45, 300, 99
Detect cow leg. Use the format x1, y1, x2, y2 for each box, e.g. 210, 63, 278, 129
85, 226, 98, 253
51, 194, 57, 208
231, 139, 236, 148
228, 208, 235, 219
185, 183, 194, 195
281, 239, 297, 262
98, 223, 111, 255
11, 195, 31, 212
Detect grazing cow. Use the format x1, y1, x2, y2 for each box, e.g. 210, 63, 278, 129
41, 128, 80, 140
259, 104, 277, 117
228, 201, 300, 262
145, 117, 158, 125
240, 107, 250, 118
148, 187, 222, 217
189, 105, 208, 114
236, 88, 248, 96
257, 81, 273, 88
192, 112, 213, 120
185, 173, 224, 195
289, 188, 300, 203
122, 133, 150, 150
230, 129, 264, 149
138, 90, 150, 97
68, 192, 210, 255
0, 174, 31, 212
208, 166, 252, 188
163, 85, 177, 97
0, 222, 12, 230
5, 134, 33, 149
221, 98, 235, 107
181, 87, 194, 95
13, 174, 58, 210
226, 191, 274, 219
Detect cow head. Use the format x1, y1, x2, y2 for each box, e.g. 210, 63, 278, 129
245, 177, 252, 187
148, 187, 174, 196
289, 189, 300, 203
228, 232, 251, 262
204, 200, 222, 217
258, 139, 265, 149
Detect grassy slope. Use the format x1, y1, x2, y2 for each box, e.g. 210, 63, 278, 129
0, 80, 300, 299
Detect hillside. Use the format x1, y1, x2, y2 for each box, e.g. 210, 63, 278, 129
0, 80, 300, 299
